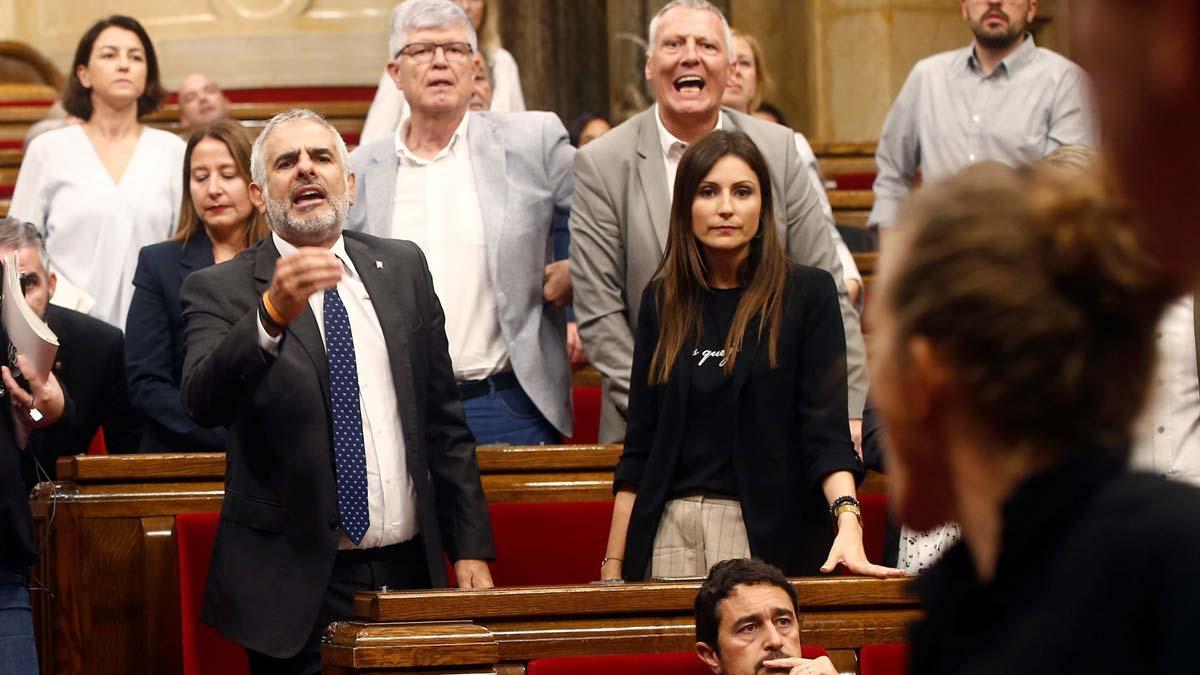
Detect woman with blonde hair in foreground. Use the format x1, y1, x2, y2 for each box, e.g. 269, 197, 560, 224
870, 161, 1200, 674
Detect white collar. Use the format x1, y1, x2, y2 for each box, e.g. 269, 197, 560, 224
271, 231, 352, 273
653, 104, 726, 159
394, 110, 471, 165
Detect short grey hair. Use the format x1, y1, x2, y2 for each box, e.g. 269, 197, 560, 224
648, 0, 734, 60
387, 0, 479, 60
0, 217, 50, 273
250, 108, 352, 197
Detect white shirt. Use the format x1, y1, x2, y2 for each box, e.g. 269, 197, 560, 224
10, 124, 185, 329
360, 46, 526, 146
654, 104, 727, 205
1132, 296, 1200, 485
390, 112, 508, 381
258, 233, 419, 549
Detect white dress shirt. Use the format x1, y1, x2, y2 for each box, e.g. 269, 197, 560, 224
1132, 296, 1200, 485
389, 112, 509, 381
655, 104, 727, 205
258, 233, 418, 549
10, 124, 185, 329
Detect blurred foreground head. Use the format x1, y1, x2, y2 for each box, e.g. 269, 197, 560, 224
868, 162, 1179, 530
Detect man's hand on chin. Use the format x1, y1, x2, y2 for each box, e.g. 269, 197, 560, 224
454, 559, 494, 589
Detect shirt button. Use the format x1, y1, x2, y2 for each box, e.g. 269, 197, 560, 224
968, 154, 977, 162
972, 114, 981, 123
1158, 426, 1166, 434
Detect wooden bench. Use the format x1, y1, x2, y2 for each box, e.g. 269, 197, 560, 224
30, 448, 889, 675
323, 577, 919, 674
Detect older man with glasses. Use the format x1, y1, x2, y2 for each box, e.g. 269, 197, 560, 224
347, 0, 576, 445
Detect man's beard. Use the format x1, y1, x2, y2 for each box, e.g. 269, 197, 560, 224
972, 11, 1026, 50
264, 179, 350, 242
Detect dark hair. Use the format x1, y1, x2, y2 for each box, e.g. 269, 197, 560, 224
695, 558, 798, 652
753, 101, 788, 127
569, 112, 610, 148
887, 162, 1179, 455
172, 120, 269, 249
62, 15, 165, 120
650, 129, 789, 383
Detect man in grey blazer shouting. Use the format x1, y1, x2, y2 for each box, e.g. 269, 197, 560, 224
569, 0, 868, 444
347, 0, 574, 444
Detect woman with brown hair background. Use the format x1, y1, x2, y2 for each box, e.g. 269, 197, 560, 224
870, 161, 1200, 673
125, 120, 269, 453
601, 130, 899, 581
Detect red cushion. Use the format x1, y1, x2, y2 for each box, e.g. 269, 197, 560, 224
86, 428, 107, 455
563, 385, 601, 444
448, 500, 613, 587
832, 172, 877, 191
528, 647, 827, 675
860, 643, 910, 675
859, 493, 889, 565
177, 512, 249, 675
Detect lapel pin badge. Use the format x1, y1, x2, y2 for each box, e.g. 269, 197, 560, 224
375, 260, 384, 269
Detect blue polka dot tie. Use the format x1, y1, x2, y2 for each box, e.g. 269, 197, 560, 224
324, 286, 370, 544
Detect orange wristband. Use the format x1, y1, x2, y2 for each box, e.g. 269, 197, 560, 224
261, 291, 287, 327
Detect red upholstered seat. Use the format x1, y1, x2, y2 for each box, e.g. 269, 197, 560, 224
860, 643, 910, 675
832, 172, 877, 191
177, 512, 249, 675
563, 385, 601, 444
527, 647, 827, 674
449, 500, 614, 587
860, 492, 889, 565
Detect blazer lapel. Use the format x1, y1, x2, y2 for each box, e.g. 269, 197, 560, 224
366, 141, 399, 238
177, 229, 216, 287
635, 113, 671, 253
253, 238, 331, 413
469, 113, 507, 290
344, 237, 422, 453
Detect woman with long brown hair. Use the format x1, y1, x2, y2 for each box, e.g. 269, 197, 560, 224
601, 130, 898, 581
870, 162, 1200, 673
124, 120, 268, 453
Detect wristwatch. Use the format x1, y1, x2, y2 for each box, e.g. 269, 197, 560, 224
830, 495, 862, 528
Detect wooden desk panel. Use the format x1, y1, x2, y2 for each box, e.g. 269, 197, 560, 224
325, 578, 918, 673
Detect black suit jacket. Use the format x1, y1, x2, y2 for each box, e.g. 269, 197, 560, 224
1, 325, 34, 568
26, 305, 140, 477
180, 231, 494, 658
616, 265, 863, 580
126, 232, 226, 453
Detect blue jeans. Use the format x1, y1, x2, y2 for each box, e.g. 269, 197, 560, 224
0, 568, 37, 675
461, 385, 560, 445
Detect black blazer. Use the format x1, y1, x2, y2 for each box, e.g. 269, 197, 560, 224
617, 265, 863, 580
126, 232, 227, 453
180, 232, 494, 659
26, 304, 141, 477
1, 325, 34, 568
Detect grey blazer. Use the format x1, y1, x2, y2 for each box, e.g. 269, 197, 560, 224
569, 107, 868, 442
346, 111, 575, 436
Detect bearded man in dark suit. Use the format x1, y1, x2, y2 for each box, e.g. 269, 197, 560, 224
180, 108, 494, 675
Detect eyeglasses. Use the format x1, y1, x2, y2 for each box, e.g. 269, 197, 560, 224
395, 42, 474, 64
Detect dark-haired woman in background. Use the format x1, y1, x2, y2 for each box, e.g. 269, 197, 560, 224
871, 162, 1200, 674
10, 15, 184, 330
125, 120, 268, 453
601, 130, 899, 581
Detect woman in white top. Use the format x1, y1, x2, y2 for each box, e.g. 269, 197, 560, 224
10, 15, 185, 329
722, 28, 863, 307
360, 0, 525, 145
